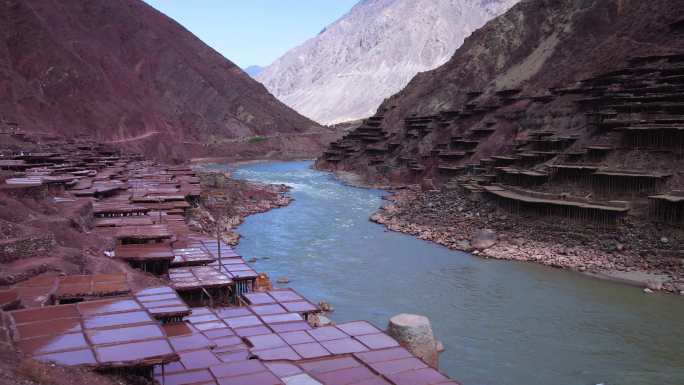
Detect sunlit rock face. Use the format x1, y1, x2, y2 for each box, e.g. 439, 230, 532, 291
257, 0, 519, 125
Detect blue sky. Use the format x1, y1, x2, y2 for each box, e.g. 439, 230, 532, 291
144, 1, 359, 68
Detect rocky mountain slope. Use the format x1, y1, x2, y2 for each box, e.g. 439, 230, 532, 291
317, 0, 684, 289
0, 0, 330, 160
257, 0, 519, 125
319, 0, 684, 183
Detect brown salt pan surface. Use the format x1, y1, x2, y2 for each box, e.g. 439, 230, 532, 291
169, 266, 233, 291
7, 294, 180, 368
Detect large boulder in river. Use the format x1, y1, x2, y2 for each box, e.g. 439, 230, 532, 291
471, 229, 497, 250
387, 313, 441, 368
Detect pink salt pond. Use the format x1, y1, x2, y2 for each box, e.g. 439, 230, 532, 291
242, 288, 319, 317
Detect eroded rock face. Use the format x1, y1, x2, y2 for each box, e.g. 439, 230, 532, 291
387, 313, 441, 368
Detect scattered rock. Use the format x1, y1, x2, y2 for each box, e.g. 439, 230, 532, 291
187, 219, 203, 232
319, 301, 334, 312
471, 229, 497, 250
387, 313, 441, 369
317, 315, 333, 326
454, 240, 472, 252
307, 313, 333, 327
646, 280, 663, 291
674, 282, 684, 293
369, 182, 682, 294
255, 273, 273, 291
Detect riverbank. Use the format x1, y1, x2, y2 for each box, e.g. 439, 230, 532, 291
369, 185, 683, 294
188, 169, 293, 246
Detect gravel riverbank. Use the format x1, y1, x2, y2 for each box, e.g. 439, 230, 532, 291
370, 185, 684, 294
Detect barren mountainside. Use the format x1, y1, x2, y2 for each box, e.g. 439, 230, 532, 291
319, 0, 684, 182
317, 0, 684, 293
257, 0, 519, 125
0, 0, 328, 160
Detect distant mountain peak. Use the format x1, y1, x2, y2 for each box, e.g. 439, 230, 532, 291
257, 0, 519, 125
244, 65, 264, 78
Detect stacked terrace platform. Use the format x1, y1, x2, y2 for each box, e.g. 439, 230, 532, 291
96, 216, 155, 227
592, 169, 671, 195
171, 245, 217, 267
437, 165, 467, 176
72, 180, 125, 198
133, 286, 191, 323
526, 136, 577, 152
614, 124, 684, 150
490, 156, 519, 167
450, 139, 480, 151
429, 58, 684, 227
469, 126, 497, 139
115, 244, 175, 275
169, 266, 234, 307
585, 145, 614, 160
495, 167, 549, 187
404, 116, 436, 137
320, 116, 389, 164
438, 151, 469, 160
106, 224, 173, 244
53, 274, 130, 304
11, 274, 130, 306
0, 159, 34, 171
483, 185, 629, 226
210, 259, 259, 297
549, 165, 600, 183
649, 191, 684, 224
93, 202, 150, 217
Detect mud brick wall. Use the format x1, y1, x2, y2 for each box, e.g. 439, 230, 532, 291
0, 234, 55, 263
